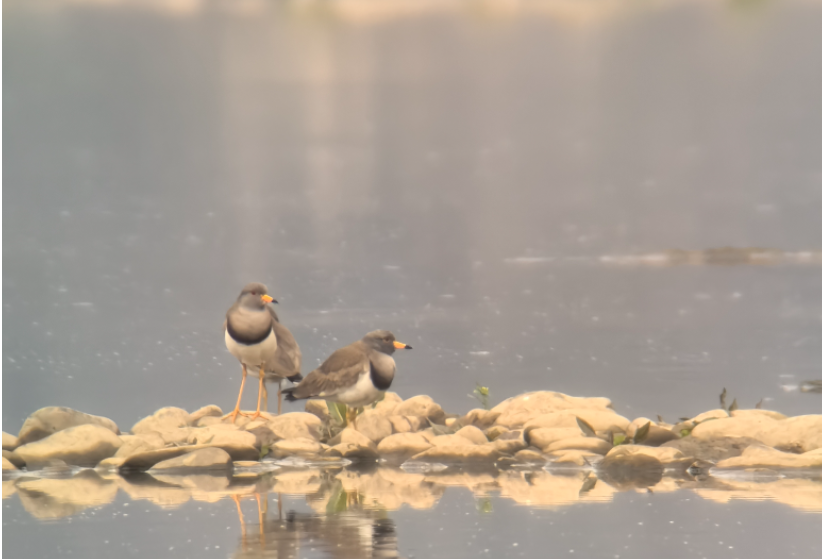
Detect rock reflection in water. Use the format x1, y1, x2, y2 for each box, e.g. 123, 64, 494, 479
3, 465, 821, 529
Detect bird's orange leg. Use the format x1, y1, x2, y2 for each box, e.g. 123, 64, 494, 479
261, 381, 269, 414
250, 365, 265, 420
277, 381, 282, 416
225, 365, 252, 423
256, 493, 266, 546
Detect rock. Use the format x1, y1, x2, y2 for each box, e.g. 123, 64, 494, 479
371, 392, 403, 417
3, 450, 25, 469
431, 435, 476, 447
97, 457, 127, 470
545, 437, 612, 455
16, 471, 118, 519
15, 424, 123, 468
328, 428, 377, 450
458, 409, 501, 430
492, 391, 613, 429
762, 415, 821, 453
305, 400, 331, 421
409, 445, 500, 464
196, 416, 223, 428
691, 414, 821, 453
549, 449, 602, 466
2, 456, 17, 471
119, 443, 258, 471
327, 443, 379, 462
131, 407, 191, 434
387, 415, 425, 434
604, 444, 686, 465
149, 447, 232, 473
731, 409, 787, 421
271, 437, 323, 458
392, 396, 446, 424
157, 428, 193, 446
17, 407, 120, 446
691, 409, 729, 424
246, 425, 277, 448
188, 427, 257, 448
661, 435, 762, 463
114, 437, 156, 458
188, 405, 223, 424
598, 453, 664, 489
354, 410, 393, 443
3, 432, 19, 451
626, 418, 680, 447
523, 410, 630, 433
484, 425, 510, 441
714, 445, 823, 469
514, 449, 547, 463
526, 428, 582, 450
454, 425, 488, 445
267, 413, 322, 441
377, 433, 433, 462
445, 418, 457, 427
492, 430, 527, 455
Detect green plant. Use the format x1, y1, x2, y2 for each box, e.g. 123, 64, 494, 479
470, 383, 491, 410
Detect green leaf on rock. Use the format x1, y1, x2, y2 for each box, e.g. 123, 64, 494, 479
680, 429, 691, 437
576, 417, 597, 438
633, 422, 651, 444
328, 402, 347, 427
612, 433, 626, 446
728, 399, 738, 413
259, 445, 270, 459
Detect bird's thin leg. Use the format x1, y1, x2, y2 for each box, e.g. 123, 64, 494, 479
250, 365, 265, 420
346, 407, 358, 427
256, 493, 266, 547
261, 380, 268, 414
277, 380, 283, 416
225, 365, 251, 423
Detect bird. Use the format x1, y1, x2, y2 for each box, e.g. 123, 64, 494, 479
282, 330, 412, 424
224, 282, 281, 422
262, 304, 303, 415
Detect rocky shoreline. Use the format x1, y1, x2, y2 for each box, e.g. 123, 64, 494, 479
3, 391, 821, 479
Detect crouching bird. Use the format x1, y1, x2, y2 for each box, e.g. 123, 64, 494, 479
282, 330, 412, 424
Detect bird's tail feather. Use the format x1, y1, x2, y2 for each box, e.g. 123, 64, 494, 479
282, 387, 299, 402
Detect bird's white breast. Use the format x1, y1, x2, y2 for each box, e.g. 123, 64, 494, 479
225, 328, 277, 376
332, 366, 382, 408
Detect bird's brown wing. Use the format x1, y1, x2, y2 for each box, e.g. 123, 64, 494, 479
288, 344, 367, 399
266, 320, 302, 380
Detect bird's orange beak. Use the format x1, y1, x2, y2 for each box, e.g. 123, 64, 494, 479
261, 294, 276, 304
393, 341, 412, 349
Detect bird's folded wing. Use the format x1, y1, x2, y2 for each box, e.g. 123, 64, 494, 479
291, 346, 367, 398
267, 321, 303, 377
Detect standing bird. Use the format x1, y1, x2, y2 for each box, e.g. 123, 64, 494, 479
263, 304, 303, 415
223, 282, 283, 422
282, 330, 412, 424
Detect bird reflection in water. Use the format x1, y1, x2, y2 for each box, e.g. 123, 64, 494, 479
231, 489, 399, 559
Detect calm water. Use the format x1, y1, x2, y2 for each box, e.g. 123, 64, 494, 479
3, 0, 821, 557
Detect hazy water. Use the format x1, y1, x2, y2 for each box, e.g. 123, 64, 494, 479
2, 0, 821, 557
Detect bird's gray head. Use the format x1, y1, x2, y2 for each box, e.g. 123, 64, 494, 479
362, 330, 412, 355
237, 282, 276, 310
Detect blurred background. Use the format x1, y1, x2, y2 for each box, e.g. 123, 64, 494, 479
3, 0, 821, 431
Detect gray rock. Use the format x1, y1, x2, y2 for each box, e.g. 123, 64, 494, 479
392, 396, 446, 425
188, 405, 223, 424
409, 444, 500, 464
17, 407, 120, 446
271, 437, 323, 459
492, 430, 527, 455
304, 400, 331, 421
326, 443, 379, 462
376, 433, 433, 463
15, 424, 123, 468
598, 453, 664, 489
267, 413, 322, 441
454, 425, 488, 445
187, 427, 257, 448
514, 449, 547, 463
2, 456, 17, 471
149, 447, 232, 473
545, 437, 612, 455
458, 409, 501, 430
714, 446, 822, 469
354, 410, 393, 443
328, 428, 376, 450
661, 435, 762, 463
131, 407, 191, 434
3, 450, 25, 469
3, 432, 19, 451
119, 443, 258, 472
